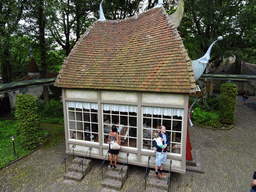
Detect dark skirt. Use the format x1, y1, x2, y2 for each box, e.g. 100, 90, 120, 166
109, 148, 119, 155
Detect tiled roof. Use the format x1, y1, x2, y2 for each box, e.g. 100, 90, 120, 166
55, 6, 196, 93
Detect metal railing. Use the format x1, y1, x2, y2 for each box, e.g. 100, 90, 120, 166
71, 144, 76, 159
79, 147, 92, 175
62, 155, 68, 172
119, 153, 129, 183
99, 151, 109, 180
143, 156, 151, 190
167, 160, 172, 192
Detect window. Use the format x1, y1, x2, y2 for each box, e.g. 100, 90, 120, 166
68, 102, 98, 142
142, 106, 183, 154
102, 104, 137, 148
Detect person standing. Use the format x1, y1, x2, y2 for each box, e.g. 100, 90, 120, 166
243, 90, 248, 104
154, 125, 170, 178
250, 171, 256, 192
108, 125, 120, 168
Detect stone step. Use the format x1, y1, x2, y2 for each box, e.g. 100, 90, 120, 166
107, 164, 128, 174
146, 178, 169, 191
72, 157, 92, 166
64, 172, 84, 182
101, 178, 123, 191
68, 163, 90, 175
105, 170, 127, 181
146, 188, 168, 192
100, 188, 119, 192
62, 179, 77, 185
148, 170, 170, 181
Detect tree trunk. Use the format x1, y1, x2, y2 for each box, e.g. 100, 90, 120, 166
38, 0, 49, 105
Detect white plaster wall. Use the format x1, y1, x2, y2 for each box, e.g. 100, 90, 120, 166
65, 89, 97, 100
142, 93, 185, 105
101, 91, 138, 102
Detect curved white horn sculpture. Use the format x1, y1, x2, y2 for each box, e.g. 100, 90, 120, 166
192, 36, 223, 81
98, 0, 106, 21
169, 0, 184, 28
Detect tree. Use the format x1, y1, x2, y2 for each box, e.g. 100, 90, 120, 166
178, 0, 256, 66
0, 0, 24, 83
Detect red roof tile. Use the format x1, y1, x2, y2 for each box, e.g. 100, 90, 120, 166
55, 6, 196, 93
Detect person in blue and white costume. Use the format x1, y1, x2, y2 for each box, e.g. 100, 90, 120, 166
153, 125, 170, 178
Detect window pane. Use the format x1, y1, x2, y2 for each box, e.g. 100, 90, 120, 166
84, 123, 90, 132
143, 129, 152, 139
104, 134, 109, 144
93, 134, 98, 142
173, 121, 181, 131
103, 114, 110, 123
143, 118, 151, 128
104, 124, 111, 134
77, 132, 83, 140
92, 123, 98, 133
91, 113, 98, 123
120, 136, 128, 147
129, 112, 137, 116
129, 117, 137, 126
129, 138, 137, 148
129, 128, 137, 137
69, 112, 75, 120
172, 132, 181, 143
84, 132, 90, 141
163, 120, 171, 131
112, 115, 119, 124
172, 143, 181, 154
173, 115, 182, 120
153, 119, 161, 128
77, 122, 83, 130
69, 121, 75, 129
70, 131, 76, 139
143, 140, 151, 150
120, 116, 128, 126
84, 113, 90, 122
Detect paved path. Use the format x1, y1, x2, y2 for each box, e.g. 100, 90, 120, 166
0, 96, 255, 192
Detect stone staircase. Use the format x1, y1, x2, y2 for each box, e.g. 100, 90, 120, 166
63, 157, 92, 182
145, 170, 170, 192
100, 164, 128, 191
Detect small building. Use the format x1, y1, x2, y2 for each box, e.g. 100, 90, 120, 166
55, 4, 196, 173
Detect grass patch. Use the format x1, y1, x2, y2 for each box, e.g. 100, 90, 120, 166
0, 120, 64, 169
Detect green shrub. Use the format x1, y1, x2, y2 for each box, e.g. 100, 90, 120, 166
207, 94, 221, 111
192, 107, 220, 127
15, 94, 41, 150
219, 82, 238, 124
36, 99, 64, 124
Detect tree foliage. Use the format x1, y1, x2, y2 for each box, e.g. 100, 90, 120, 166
178, 0, 256, 64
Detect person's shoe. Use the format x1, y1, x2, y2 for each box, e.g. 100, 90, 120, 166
110, 164, 113, 168
156, 174, 162, 178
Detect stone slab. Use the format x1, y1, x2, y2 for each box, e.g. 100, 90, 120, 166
105, 170, 127, 181
107, 164, 128, 174
72, 157, 91, 166
101, 178, 122, 191
68, 163, 90, 174
64, 172, 84, 182
146, 188, 168, 192
100, 188, 119, 192
147, 178, 168, 191
62, 179, 77, 185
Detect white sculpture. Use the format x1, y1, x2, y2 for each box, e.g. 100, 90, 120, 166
192, 36, 223, 81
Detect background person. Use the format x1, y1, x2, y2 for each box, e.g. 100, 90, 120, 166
153, 125, 170, 178
251, 171, 256, 192
108, 125, 120, 168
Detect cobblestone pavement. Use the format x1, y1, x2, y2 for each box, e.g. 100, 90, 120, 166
0, 96, 255, 192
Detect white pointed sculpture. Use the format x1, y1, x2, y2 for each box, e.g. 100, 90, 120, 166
155, 0, 163, 7
98, 0, 106, 21
192, 36, 223, 81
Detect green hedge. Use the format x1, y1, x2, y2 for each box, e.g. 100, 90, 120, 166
219, 82, 238, 124
15, 94, 41, 150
